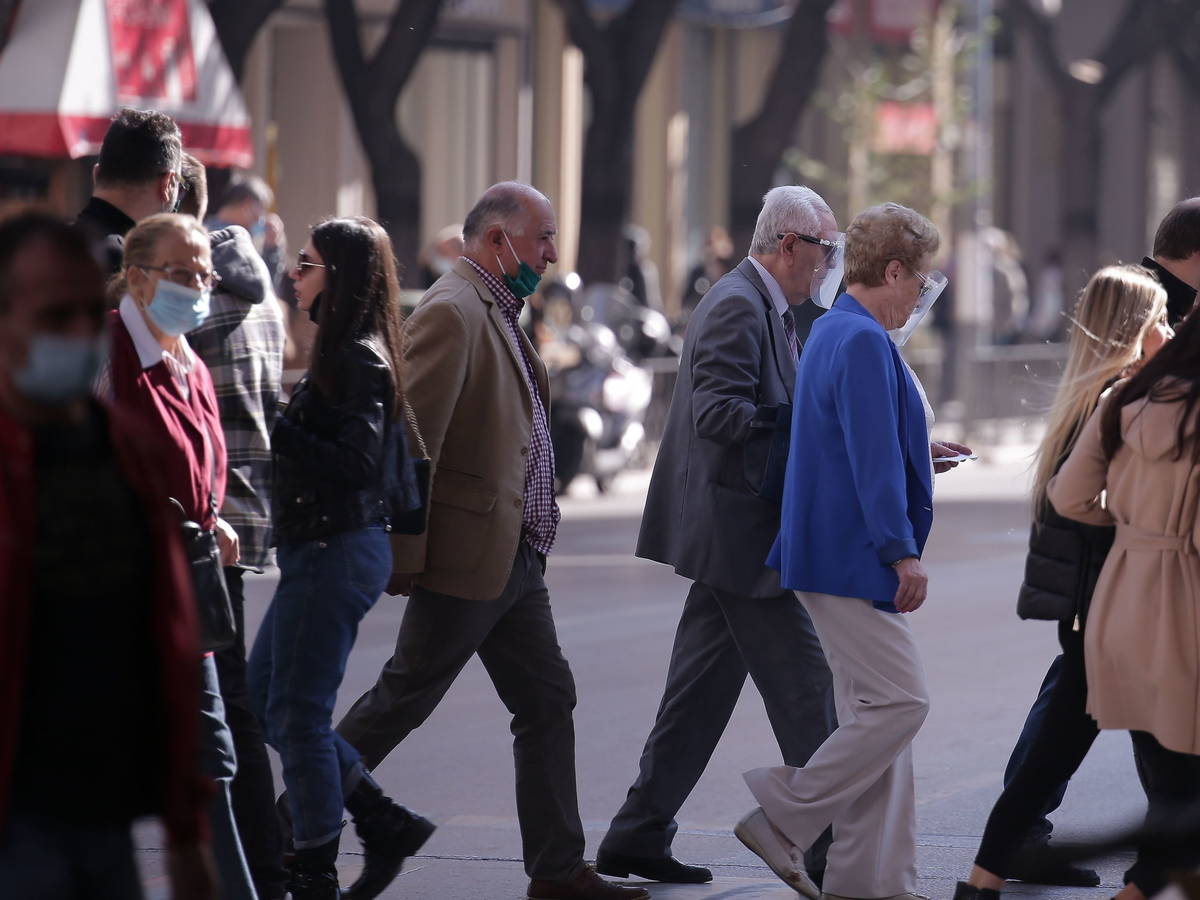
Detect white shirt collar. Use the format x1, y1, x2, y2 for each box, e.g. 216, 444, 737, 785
119, 294, 194, 372
748, 256, 791, 320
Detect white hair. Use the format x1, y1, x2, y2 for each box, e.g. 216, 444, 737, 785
749, 185, 829, 255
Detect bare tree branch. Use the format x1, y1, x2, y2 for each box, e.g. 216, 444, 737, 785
371, 0, 445, 101
1005, 0, 1068, 93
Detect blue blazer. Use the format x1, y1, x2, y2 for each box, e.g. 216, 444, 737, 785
766, 294, 933, 612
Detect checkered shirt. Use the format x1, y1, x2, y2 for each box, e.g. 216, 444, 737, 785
187, 292, 286, 569
464, 258, 560, 555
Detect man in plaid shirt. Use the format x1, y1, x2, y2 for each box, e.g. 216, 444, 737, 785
188, 205, 289, 899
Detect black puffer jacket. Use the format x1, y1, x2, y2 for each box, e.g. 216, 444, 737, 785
1018, 498, 1114, 627
272, 337, 396, 544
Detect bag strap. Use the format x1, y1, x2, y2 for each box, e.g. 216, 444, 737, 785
403, 397, 428, 459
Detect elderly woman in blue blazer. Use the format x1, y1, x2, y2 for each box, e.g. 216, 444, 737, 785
735, 203, 948, 900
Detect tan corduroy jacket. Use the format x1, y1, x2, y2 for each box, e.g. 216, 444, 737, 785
1048, 384, 1200, 755
391, 258, 550, 601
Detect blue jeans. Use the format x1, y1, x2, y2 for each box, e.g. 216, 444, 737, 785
248, 527, 391, 848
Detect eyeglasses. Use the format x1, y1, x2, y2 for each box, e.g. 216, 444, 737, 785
911, 267, 935, 298
137, 264, 220, 290
777, 232, 843, 251
295, 249, 329, 274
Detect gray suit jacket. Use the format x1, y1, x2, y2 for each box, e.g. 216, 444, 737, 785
637, 258, 805, 598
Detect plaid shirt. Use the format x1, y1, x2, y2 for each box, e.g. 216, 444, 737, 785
188, 292, 286, 569
464, 258, 560, 554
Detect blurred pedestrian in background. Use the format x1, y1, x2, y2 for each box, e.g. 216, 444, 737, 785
0, 212, 215, 900
1045, 300, 1200, 900
207, 174, 289, 295
249, 217, 432, 900
678, 225, 736, 325
738, 202, 941, 900
185, 156, 291, 900
102, 213, 258, 899
417, 223, 464, 288
597, 186, 838, 888
1142, 197, 1200, 326
954, 264, 1172, 900
620, 224, 662, 311
75, 108, 184, 277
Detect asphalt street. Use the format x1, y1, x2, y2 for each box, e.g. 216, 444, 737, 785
137, 449, 1145, 899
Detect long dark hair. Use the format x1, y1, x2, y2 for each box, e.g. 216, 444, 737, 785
1101, 306, 1200, 463
308, 216, 404, 413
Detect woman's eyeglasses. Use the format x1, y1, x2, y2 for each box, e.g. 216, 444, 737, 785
295, 249, 330, 273
137, 264, 220, 290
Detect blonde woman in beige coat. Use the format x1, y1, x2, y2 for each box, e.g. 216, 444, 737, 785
1047, 305, 1200, 900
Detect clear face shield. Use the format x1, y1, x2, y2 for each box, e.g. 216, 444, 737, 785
888, 270, 948, 347
804, 233, 846, 309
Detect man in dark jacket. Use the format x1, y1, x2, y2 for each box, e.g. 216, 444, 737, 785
75, 107, 184, 277
1143, 196, 1200, 326
187, 160, 290, 900
595, 186, 838, 886
0, 213, 214, 899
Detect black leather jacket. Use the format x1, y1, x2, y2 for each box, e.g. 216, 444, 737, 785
271, 337, 396, 544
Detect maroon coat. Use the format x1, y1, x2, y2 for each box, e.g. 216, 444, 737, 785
0, 401, 209, 845
108, 309, 227, 528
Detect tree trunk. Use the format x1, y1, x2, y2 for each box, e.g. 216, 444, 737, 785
367, 129, 423, 284
1059, 83, 1104, 300
576, 92, 636, 284
728, 0, 836, 252
207, 0, 286, 81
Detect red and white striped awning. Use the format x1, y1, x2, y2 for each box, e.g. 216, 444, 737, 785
0, 0, 253, 167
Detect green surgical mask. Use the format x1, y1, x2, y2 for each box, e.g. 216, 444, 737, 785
497, 231, 541, 299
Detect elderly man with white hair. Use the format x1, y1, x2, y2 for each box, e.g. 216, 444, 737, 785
595, 186, 842, 887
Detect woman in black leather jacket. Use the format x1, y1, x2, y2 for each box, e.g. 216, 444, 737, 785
953, 265, 1172, 900
247, 217, 432, 900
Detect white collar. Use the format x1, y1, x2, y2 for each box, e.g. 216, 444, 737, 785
119, 294, 194, 372
747, 256, 791, 320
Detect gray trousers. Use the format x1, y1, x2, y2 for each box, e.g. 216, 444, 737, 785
599, 581, 836, 870
744, 592, 929, 899
335, 542, 585, 881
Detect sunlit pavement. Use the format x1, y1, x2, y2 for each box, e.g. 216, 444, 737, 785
136, 438, 1143, 899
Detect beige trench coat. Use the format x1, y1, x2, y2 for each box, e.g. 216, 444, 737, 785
1047, 387, 1200, 755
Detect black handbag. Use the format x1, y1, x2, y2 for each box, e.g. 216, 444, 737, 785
388, 399, 430, 536
170, 496, 237, 653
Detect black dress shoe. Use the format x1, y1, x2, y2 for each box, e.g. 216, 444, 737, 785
594, 850, 712, 884
1006, 838, 1100, 887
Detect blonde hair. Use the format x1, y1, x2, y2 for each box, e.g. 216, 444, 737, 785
107, 213, 208, 303
844, 202, 939, 286
1030, 264, 1168, 514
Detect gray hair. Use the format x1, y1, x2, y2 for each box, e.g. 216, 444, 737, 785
749, 185, 828, 255
462, 182, 547, 242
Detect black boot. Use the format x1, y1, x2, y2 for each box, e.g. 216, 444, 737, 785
953, 882, 1002, 900
342, 771, 435, 900
287, 836, 341, 900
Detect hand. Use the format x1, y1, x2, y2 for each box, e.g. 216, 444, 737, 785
891, 556, 928, 613
215, 517, 240, 567
931, 439, 974, 474
264, 213, 286, 250
385, 572, 417, 596
168, 841, 217, 900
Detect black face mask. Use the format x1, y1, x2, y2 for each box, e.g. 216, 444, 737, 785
308, 293, 322, 325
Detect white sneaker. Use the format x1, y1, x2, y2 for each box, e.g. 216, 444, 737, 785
734, 807, 819, 899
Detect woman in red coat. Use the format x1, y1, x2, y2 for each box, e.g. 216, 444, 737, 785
104, 213, 258, 899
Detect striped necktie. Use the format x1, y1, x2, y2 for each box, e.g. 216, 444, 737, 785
782, 310, 799, 362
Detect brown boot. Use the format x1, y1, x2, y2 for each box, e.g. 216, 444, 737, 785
527, 865, 651, 900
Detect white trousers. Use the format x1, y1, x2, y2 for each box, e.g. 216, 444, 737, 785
743, 592, 929, 898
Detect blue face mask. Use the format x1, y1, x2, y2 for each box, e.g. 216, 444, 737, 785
146, 278, 211, 336
496, 232, 541, 299
13, 333, 107, 405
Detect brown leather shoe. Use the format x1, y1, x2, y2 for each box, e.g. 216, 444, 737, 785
527, 865, 651, 900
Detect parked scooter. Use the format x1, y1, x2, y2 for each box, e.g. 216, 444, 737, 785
542, 282, 657, 494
